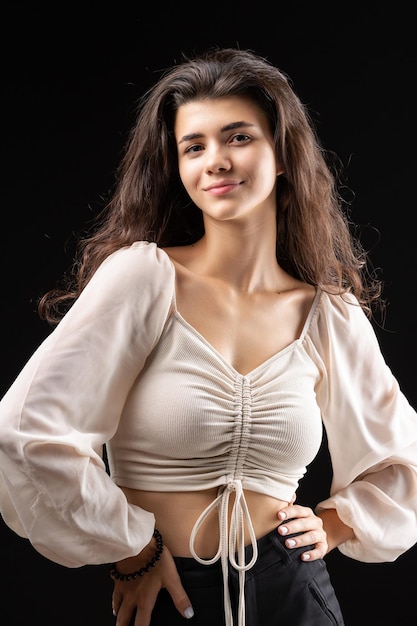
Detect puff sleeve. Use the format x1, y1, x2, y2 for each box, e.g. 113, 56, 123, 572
0, 241, 175, 567
305, 291, 417, 562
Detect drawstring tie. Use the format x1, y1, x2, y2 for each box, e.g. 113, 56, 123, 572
189, 479, 258, 626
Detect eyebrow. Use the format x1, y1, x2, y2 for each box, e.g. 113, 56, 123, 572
178, 121, 255, 144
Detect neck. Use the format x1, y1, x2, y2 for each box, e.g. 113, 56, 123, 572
189, 220, 282, 293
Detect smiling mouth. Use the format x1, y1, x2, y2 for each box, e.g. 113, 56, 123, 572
205, 182, 241, 196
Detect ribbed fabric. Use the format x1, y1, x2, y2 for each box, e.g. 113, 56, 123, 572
107, 309, 323, 501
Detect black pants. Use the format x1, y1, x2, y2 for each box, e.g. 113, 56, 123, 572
146, 527, 345, 625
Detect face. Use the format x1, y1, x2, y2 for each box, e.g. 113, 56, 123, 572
174, 96, 281, 224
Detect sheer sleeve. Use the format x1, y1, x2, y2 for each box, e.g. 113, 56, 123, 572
305, 291, 417, 562
0, 242, 175, 567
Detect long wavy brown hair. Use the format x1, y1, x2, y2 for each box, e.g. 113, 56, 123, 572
39, 47, 383, 324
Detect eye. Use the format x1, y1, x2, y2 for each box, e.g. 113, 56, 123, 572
230, 133, 251, 144
184, 144, 204, 155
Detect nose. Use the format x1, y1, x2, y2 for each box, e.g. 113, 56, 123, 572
205, 146, 231, 174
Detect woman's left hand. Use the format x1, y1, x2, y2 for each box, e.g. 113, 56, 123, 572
276, 503, 328, 561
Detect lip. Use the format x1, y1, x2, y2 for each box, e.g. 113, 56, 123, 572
204, 180, 242, 196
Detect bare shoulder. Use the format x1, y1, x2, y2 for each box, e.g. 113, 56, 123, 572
162, 244, 196, 265
277, 273, 317, 310
161, 245, 201, 286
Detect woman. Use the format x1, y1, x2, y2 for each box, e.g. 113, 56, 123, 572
0, 47, 416, 626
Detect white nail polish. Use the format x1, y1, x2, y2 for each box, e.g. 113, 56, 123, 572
184, 606, 194, 619
287, 539, 296, 547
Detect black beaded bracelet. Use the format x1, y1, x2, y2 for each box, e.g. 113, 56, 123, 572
110, 529, 164, 581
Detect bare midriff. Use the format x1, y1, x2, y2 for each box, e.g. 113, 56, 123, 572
120, 486, 289, 558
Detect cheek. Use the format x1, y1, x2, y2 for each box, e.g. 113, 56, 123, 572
178, 161, 199, 195
254, 154, 278, 190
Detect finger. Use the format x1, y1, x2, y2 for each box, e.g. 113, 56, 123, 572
112, 583, 136, 623
115, 599, 143, 626
277, 524, 328, 560
113, 579, 158, 626
112, 590, 120, 618
282, 528, 327, 550
164, 575, 195, 619
277, 514, 323, 536
112, 586, 130, 619
278, 523, 326, 551
131, 580, 161, 626
158, 547, 195, 619
277, 504, 314, 522
300, 542, 328, 561
133, 605, 153, 626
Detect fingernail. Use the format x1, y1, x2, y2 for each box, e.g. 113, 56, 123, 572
286, 539, 296, 547
279, 525, 288, 535
112, 609, 117, 617
302, 552, 311, 560
184, 606, 194, 619
278, 511, 286, 520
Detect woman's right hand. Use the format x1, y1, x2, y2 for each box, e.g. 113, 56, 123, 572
112, 542, 194, 626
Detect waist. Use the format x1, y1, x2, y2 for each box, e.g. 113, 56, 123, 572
120, 485, 290, 558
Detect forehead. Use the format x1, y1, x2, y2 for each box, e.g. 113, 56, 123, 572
174, 96, 270, 135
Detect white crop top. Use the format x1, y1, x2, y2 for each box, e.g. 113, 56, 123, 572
107, 296, 323, 498
0, 241, 416, 624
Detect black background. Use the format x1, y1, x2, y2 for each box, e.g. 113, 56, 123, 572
1, 1, 416, 624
